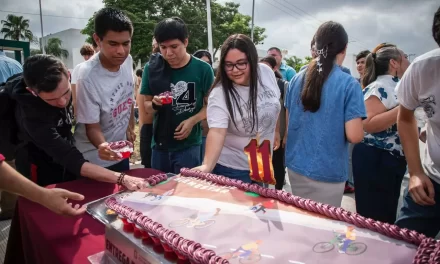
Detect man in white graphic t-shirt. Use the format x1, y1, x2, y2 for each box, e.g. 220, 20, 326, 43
74, 7, 135, 172
395, 6, 440, 238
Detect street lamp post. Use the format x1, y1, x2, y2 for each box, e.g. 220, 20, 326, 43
251, 0, 255, 42
206, 0, 213, 56
39, 0, 45, 54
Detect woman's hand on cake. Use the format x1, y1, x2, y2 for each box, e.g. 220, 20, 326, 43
98, 142, 122, 161
191, 164, 211, 173
274, 132, 281, 150
122, 175, 149, 190
40, 188, 87, 217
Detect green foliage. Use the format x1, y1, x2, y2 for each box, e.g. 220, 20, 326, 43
285, 55, 313, 72
30, 49, 42, 56
1, 14, 34, 42
81, 0, 266, 64
45, 38, 69, 59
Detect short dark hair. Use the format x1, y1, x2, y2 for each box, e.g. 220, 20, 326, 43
94, 7, 133, 40
433, 6, 440, 46
193, 50, 213, 66
23, 55, 68, 93
80, 44, 94, 56
154, 17, 188, 44
91, 36, 98, 48
356, 50, 371, 62
260, 56, 277, 69
135, 68, 143, 77
268, 47, 282, 55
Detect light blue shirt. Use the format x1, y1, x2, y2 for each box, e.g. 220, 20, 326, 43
0, 51, 23, 83
279, 62, 296, 82
300, 63, 351, 75
284, 65, 366, 183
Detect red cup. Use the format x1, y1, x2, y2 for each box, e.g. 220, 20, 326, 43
118, 215, 128, 224
162, 241, 177, 261
133, 225, 143, 238
120, 151, 131, 159
123, 219, 134, 233
160, 97, 172, 105
142, 236, 153, 245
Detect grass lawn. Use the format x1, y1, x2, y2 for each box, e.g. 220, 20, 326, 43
130, 124, 141, 164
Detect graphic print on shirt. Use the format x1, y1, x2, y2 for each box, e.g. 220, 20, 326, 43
171, 81, 197, 115
241, 88, 280, 140
420, 95, 436, 118
107, 81, 134, 134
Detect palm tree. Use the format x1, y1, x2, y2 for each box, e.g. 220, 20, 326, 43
1, 14, 34, 41
45, 38, 69, 59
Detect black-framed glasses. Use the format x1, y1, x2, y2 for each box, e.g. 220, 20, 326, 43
225, 61, 248, 71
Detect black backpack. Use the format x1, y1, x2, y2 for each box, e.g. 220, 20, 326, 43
0, 73, 22, 160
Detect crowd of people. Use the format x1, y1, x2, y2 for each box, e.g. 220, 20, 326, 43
0, 5, 439, 241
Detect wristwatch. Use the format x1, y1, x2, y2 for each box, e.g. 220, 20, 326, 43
0, 154, 5, 163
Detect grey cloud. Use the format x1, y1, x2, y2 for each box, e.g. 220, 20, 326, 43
2, 0, 438, 59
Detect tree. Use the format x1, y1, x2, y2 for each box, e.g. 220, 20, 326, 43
81, 0, 266, 64
30, 49, 42, 56
285, 55, 314, 72
1, 14, 34, 42
45, 38, 69, 59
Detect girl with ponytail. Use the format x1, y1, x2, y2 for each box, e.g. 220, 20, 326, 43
352, 43, 410, 224
284, 21, 366, 207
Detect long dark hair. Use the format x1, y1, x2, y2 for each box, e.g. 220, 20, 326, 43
362, 43, 400, 88
193, 50, 213, 66
302, 21, 348, 112
213, 34, 260, 132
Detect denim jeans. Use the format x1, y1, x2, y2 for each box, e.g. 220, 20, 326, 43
395, 178, 440, 238
352, 143, 407, 224
105, 158, 130, 173
212, 163, 251, 183
152, 145, 201, 174
140, 124, 153, 168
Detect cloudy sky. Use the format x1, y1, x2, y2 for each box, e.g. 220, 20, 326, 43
1, 0, 438, 61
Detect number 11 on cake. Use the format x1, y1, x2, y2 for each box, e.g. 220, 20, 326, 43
244, 134, 276, 185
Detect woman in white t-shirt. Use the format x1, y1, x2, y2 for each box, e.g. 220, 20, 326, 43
192, 34, 281, 183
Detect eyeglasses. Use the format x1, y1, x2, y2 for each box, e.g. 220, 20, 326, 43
224, 61, 248, 71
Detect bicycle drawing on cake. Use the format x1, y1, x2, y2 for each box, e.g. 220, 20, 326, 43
168, 208, 221, 229
313, 227, 367, 255
219, 240, 263, 264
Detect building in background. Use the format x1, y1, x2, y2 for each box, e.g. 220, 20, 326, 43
40, 28, 87, 71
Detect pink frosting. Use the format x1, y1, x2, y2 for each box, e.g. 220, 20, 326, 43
105, 170, 440, 264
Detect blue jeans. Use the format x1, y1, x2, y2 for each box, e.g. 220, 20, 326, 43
212, 163, 251, 183
105, 159, 130, 173
152, 145, 201, 174
200, 136, 207, 162
395, 178, 440, 238
352, 143, 407, 224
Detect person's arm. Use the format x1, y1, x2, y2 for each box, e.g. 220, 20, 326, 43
199, 128, 227, 171
398, 105, 435, 205
175, 65, 214, 140
396, 62, 435, 206
344, 81, 367, 143
126, 103, 136, 144
0, 156, 86, 216
362, 96, 399, 133
174, 100, 207, 140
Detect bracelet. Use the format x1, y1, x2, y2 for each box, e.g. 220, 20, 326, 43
117, 172, 126, 185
